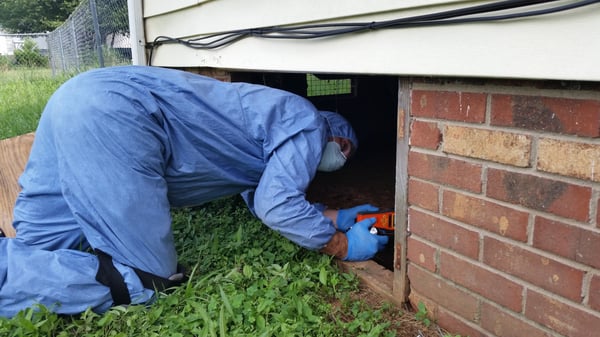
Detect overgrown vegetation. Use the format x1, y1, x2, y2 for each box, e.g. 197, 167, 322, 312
415, 302, 431, 328
0, 197, 410, 336
0, 68, 70, 139
14, 39, 48, 67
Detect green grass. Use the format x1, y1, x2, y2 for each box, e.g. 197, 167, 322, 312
0, 197, 405, 336
0, 68, 71, 140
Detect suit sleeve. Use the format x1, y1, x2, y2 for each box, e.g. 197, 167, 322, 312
251, 128, 336, 250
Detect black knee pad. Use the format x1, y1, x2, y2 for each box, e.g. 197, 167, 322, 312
95, 249, 132, 305
95, 249, 187, 307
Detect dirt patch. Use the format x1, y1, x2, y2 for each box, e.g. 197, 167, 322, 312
307, 151, 396, 210
344, 285, 438, 337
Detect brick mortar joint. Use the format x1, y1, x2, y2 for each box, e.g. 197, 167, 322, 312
529, 136, 539, 175
581, 270, 594, 307
526, 213, 535, 246
590, 189, 600, 227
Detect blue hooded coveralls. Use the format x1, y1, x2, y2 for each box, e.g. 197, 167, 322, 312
0, 66, 357, 317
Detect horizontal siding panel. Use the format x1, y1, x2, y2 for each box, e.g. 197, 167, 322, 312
143, 0, 468, 38
144, 0, 213, 18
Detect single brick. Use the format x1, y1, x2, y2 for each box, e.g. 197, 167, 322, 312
408, 291, 439, 321
408, 151, 482, 193
491, 94, 600, 138
589, 274, 600, 312
408, 264, 480, 321
483, 237, 585, 301
408, 178, 439, 212
533, 216, 600, 269
538, 138, 600, 182
440, 252, 523, 312
409, 208, 479, 259
442, 190, 529, 242
443, 125, 532, 167
412, 90, 486, 123
410, 120, 442, 149
525, 290, 600, 337
436, 307, 488, 337
407, 237, 437, 272
480, 302, 554, 337
487, 169, 591, 222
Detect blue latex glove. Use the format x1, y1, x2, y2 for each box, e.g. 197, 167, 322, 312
343, 218, 389, 261
336, 204, 379, 232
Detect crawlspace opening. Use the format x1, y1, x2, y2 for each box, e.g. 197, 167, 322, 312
231, 72, 398, 271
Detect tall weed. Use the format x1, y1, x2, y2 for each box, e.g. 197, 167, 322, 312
0, 68, 70, 139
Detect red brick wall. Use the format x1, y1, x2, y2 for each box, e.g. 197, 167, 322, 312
405, 79, 600, 337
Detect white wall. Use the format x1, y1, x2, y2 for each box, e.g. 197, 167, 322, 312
0, 28, 10, 55
0, 36, 8, 55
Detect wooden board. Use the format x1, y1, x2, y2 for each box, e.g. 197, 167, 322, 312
337, 260, 401, 307
0, 133, 34, 237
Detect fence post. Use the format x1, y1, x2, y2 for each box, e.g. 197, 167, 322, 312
47, 35, 57, 76
89, 0, 105, 68
128, 0, 147, 65
58, 30, 66, 72
70, 20, 80, 71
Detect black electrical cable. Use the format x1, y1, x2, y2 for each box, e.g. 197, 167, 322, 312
252, 0, 561, 35
147, 0, 600, 65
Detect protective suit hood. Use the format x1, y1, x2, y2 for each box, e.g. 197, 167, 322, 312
318, 111, 358, 150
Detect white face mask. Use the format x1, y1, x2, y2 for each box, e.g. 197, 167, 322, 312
317, 141, 347, 172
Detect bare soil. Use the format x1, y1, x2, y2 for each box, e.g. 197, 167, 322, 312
345, 285, 439, 337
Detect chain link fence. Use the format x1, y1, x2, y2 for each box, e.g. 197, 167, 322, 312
1, 0, 131, 74
47, 0, 131, 74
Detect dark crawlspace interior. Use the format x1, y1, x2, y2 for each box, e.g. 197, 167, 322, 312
232, 72, 399, 270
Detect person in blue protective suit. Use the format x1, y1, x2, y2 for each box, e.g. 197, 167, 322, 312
0, 65, 388, 318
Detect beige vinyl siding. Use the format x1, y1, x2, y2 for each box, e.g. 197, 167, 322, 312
138, 0, 600, 81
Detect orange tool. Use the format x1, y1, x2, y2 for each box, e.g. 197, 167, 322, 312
356, 210, 395, 235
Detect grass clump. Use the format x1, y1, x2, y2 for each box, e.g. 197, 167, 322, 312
0, 68, 71, 139
0, 196, 403, 336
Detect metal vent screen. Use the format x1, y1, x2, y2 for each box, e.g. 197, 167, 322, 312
306, 74, 353, 97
